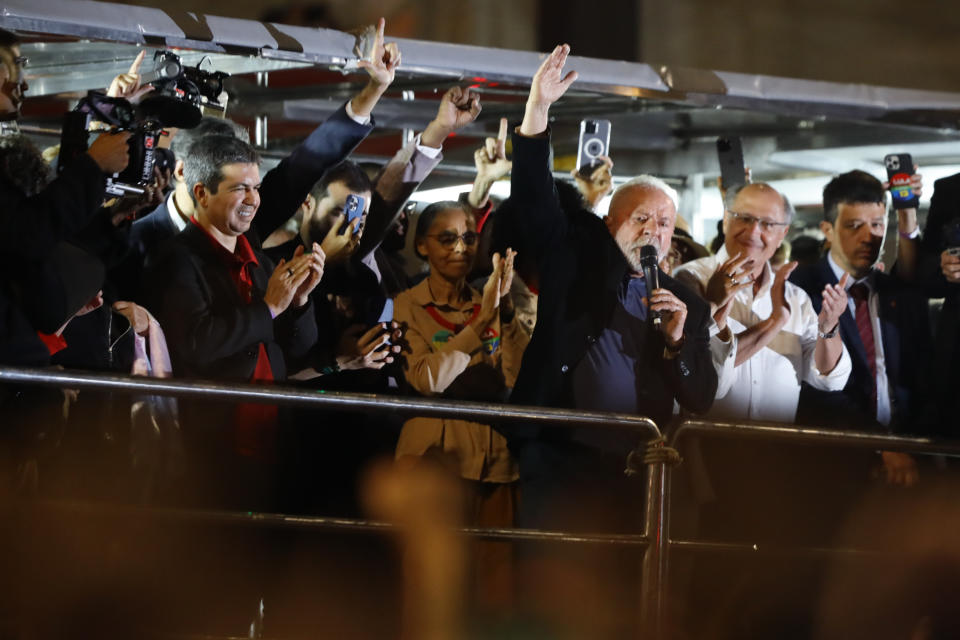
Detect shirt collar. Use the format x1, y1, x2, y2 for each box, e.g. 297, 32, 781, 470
826, 251, 872, 291
166, 191, 187, 232
407, 277, 480, 309
189, 216, 259, 268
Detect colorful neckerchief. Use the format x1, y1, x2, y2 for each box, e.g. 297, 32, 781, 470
425, 302, 481, 333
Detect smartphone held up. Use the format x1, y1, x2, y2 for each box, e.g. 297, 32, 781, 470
576, 119, 611, 175
884, 153, 919, 209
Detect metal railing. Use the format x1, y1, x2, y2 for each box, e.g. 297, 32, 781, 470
6, 366, 960, 639
0, 366, 665, 635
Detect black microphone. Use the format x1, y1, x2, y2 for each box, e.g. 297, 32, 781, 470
639, 244, 661, 328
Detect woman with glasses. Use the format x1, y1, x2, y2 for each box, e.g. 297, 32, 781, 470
392, 199, 528, 607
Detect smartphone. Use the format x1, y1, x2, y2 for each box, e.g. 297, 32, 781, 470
338, 194, 365, 236
884, 153, 919, 209
717, 137, 745, 191
576, 119, 611, 172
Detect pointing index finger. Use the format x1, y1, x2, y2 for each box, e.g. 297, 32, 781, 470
497, 117, 508, 143
375, 17, 386, 47
128, 49, 146, 76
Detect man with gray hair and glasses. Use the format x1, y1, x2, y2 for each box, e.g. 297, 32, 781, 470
675, 181, 851, 422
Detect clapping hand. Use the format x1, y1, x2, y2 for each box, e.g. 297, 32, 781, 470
265, 244, 324, 316
818, 272, 849, 336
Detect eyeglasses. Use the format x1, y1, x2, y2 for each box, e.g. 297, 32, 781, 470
727, 210, 790, 232
428, 231, 479, 247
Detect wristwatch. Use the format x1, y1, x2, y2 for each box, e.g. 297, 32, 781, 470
818, 323, 839, 339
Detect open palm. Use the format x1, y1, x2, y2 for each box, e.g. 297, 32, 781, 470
530, 44, 578, 107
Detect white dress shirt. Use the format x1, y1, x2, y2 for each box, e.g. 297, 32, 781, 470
165, 191, 188, 232
675, 246, 851, 423
826, 253, 892, 426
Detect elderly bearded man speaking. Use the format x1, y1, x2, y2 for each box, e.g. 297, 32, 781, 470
504, 44, 717, 534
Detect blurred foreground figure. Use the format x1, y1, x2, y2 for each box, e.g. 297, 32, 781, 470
814, 476, 960, 640
363, 457, 465, 640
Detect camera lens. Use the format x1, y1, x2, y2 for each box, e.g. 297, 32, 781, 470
585, 121, 598, 134
585, 139, 605, 157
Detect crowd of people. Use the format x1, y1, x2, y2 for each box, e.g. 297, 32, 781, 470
3, 23, 960, 637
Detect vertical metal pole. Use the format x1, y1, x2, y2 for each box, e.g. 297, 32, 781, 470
640, 459, 669, 639
255, 72, 269, 149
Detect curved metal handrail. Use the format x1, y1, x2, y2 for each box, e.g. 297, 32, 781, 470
0, 366, 660, 437
668, 418, 960, 456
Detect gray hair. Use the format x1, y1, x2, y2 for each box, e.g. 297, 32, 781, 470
183, 134, 260, 196
171, 116, 249, 161
611, 174, 680, 212
723, 182, 795, 224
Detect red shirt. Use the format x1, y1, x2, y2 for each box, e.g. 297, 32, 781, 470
190, 218, 277, 460
37, 331, 68, 356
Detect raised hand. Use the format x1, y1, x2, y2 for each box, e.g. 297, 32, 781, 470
530, 44, 577, 108
107, 50, 154, 104
421, 86, 482, 149
357, 18, 400, 87
265, 249, 321, 317
571, 155, 613, 209
290, 243, 324, 308
436, 86, 482, 132
770, 260, 798, 324
499, 247, 517, 298
521, 44, 577, 136
819, 272, 849, 336
468, 118, 512, 209
320, 211, 365, 264
470, 252, 505, 333
705, 251, 755, 310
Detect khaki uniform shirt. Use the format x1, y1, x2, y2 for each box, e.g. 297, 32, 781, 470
393, 278, 529, 482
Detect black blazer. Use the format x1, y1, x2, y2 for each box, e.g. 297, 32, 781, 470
144, 224, 317, 383
504, 132, 717, 457
918, 173, 960, 430
790, 256, 932, 434
0, 153, 108, 366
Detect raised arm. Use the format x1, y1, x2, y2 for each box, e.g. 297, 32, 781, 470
358, 87, 481, 259
509, 45, 579, 249
253, 18, 400, 240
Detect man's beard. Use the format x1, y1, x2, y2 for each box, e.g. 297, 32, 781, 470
619, 236, 660, 273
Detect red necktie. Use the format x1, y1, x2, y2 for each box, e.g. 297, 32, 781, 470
848, 282, 877, 416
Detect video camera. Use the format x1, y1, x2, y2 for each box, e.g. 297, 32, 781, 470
57, 50, 229, 198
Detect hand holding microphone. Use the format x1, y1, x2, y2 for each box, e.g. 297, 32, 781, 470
639, 244, 687, 348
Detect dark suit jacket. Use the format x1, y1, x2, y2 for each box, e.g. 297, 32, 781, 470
918, 172, 960, 430
144, 224, 317, 382
505, 131, 717, 460
790, 256, 932, 434
0, 153, 107, 366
